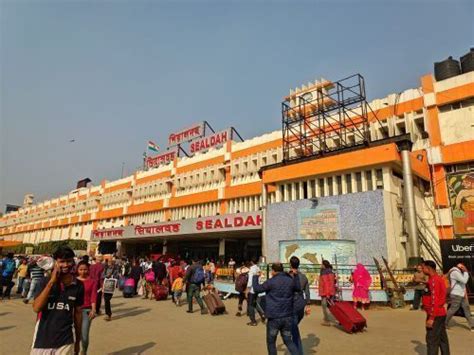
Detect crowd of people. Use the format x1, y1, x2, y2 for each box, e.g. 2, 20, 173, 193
0, 248, 472, 355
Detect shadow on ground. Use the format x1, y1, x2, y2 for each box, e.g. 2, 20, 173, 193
111, 308, 151, 321
411, 340, 427, 355
0, 325, 16, 331
108, 341, 156, 355
277, 333, 320, 354
0, 312, 11, 316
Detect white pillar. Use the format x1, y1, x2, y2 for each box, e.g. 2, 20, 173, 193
284, 184, 289, 202
162, 240, 168, 254
299, 181, 305, 200
315, 179, 321, 197
342, 174, 348, 194
333, 176, 338, 196
361, 171, 368, 192
351, 172, 357, 193
276, 185, 282, 202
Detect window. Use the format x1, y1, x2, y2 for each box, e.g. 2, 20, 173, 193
376, 169, 383, 189
356, 172, 362, 192
318, 179, 324, 196
327, 177, 333, 196
346, 174, 352, 193
366, 171, 373, 190
336, 176, 342, 195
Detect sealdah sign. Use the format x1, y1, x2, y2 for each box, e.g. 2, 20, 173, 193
190, 130, 229, 154
196, 214, 262, 230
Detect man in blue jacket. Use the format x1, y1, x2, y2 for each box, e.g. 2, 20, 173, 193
253, 263, 300, 355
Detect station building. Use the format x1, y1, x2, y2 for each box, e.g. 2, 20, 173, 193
1, 65, 473, 269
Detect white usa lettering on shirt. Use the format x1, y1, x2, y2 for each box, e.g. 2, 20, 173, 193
47, 302, 71, 311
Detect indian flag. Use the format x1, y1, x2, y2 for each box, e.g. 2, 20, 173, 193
147, 140, 160, 152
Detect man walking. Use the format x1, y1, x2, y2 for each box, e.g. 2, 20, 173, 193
422, 260, 450, 355
23, 259, 45, 304
289, 256, 311, 354
0, 252, 17, 300
247, 258, 266, 326
445, 263, 473, 331
31, 246, 84, 355
253, 263, 300, 355
184, 258, 208, 314
411, 263, 428, 310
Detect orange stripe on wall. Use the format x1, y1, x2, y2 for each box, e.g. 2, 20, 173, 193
225, 182, 262, 199
219, 201, 227, 215
421, 74, 434, 94
127, 200, 164, 215
231, 139, 281, 160
104, 181, 132, 193
81, 213, 91, 222
436, 82, 474, 106
262, 144, 400, 184
135, 171, 171, 185
441, 141, 474, 164
176, 156, 225, 174
169, 190, 219, 208
426, 107, 442, 146
70, 216, 79, 224
410, 150, 431, 181
97, 208, 123, 219
433, 166, 449, 207
437, 226, 454, 240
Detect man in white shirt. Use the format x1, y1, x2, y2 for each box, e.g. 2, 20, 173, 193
445, 263, 473, 331
246, 258, 266, 326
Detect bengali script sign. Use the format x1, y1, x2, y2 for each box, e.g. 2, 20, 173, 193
146, 149, 177, 169
90, 211, 262, 241
168, 122, 204, 147
190, 129, 230, 154
134, 223, 181, 236
92, 229, 125, 239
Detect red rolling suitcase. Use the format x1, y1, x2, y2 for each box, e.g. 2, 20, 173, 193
328, 300, 367, 333
153, 284, 169, 301
203, 291, 226, 315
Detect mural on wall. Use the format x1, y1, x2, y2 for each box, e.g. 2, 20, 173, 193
297, 205, 340, 240
448, 172, 474, 236
279, 240, 356, 265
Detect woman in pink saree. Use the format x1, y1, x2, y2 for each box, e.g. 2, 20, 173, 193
351, 263, 372, 309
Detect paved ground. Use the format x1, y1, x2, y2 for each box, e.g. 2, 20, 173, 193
0, 293, 473, 355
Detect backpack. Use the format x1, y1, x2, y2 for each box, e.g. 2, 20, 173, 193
235, 272, 249, 293
3, 259, 15, 276
190, 267, 205, 284
145, 270, 156, 282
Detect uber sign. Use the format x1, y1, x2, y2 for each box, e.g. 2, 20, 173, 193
440, 238, 474, 298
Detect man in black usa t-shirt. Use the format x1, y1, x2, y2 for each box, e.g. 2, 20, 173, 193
31, 246, 84, 355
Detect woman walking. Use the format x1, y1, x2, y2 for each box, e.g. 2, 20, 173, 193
76, 261, 97, 354
350, 263, 372, 310
319, 260, 336, 326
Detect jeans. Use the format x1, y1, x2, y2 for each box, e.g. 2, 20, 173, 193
266, 316, 299, 355
0, 275, 14, 298
81, 308, 93, 354
413, 289, 424, 310
237, 292, 247, 313
248, 293, 265, 322
292, 309, 305, 355
104, 293, 113, 317
173, 291, 183, 303
186, 283, 204, 312
426, 315, 450, 355
446, 295, 473, 328
16, 277, 25, 294
26, 278, 43, 301
96, 290, 102, 314
321, 296, 333, 322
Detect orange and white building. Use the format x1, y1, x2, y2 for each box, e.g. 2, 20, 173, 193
1, 67, 473, 268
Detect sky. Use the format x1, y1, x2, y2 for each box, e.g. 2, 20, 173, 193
1, 0, 473, 208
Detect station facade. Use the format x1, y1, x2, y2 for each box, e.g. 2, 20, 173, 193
1, 70, 473, 268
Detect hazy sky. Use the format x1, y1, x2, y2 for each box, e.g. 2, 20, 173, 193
1, 0, 473, 208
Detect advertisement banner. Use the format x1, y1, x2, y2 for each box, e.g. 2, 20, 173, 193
440, 238, 474, 298
297, 206, 340, 240
448, 172, 474, 236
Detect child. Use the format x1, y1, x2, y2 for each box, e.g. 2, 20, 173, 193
171, 275, 184, 306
